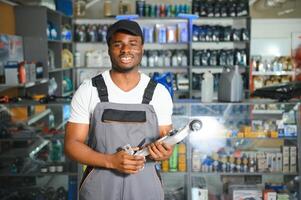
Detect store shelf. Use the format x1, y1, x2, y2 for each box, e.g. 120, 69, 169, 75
251, 71, 294, 76
49, 67, 73, 73
74, 17, 187, 24
140, 67, 188, 73
192, 41, 249, 44
55, 120, 68, 130
26, 108, 51, 126
62, 90, 73, 97
0, 172, 78, 177
191, 172, 298, 176
252, 109, 284, 115
0, 78, 49, 91
192, 66, 247, 74
192, 41, 248, 49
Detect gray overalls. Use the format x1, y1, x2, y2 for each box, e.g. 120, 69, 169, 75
79, 74, 164, 200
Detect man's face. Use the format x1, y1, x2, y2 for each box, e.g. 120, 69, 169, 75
108, 32, 143, 73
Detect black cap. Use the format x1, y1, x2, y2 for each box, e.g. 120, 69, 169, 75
106, 20, 144, 45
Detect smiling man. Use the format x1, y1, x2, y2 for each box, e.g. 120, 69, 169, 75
64, 20, 173, 200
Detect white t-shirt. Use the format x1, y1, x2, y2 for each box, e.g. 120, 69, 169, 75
68, 70, 173, 126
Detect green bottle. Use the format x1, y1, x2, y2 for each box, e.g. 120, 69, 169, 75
169, 144, 178, 172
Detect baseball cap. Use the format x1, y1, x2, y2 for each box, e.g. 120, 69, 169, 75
106, 20, 144, 45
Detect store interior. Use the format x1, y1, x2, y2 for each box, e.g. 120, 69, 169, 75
0, 0, 300, 199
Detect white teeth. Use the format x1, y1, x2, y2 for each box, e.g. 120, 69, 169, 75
120, 56, 132, 62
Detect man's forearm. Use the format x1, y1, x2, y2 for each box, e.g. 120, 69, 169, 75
64, 140, 113, 169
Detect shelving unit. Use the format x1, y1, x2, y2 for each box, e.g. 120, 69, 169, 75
0, 102, 76, 199
168, 101, 301, 200
14, 5, 75, 97
73, 14, 251, 100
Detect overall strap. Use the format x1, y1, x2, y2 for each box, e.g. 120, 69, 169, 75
92, 74, 109, 102
142, 79, 157, 104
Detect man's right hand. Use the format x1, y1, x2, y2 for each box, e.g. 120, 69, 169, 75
107, 150, 145, 174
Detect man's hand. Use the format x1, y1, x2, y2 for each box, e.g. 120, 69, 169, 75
147, 142, 173, 161
107, 150, 145, 174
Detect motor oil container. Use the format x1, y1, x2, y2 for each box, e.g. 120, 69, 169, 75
201, 70, 214, 102
218, 65, 243, 102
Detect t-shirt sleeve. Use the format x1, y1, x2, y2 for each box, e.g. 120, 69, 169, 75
151, 83, 173, 126
68, 80, 92, 124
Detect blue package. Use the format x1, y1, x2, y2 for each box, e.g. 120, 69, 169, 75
152, 72, 174, 98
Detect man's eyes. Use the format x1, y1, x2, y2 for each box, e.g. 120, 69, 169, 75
130, 42, 138, 46
112, 42, 139, 48
113, 43, 122, 48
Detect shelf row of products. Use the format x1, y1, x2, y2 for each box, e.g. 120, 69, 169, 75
193, 49, 248, 67
135, 2, 190, 17
192, 145, 297, 173
191, 0, 249, 17
192, 25, 249, 42
74, 22, 189, 44
141, 50, 188, 68
251, 56, 294, 73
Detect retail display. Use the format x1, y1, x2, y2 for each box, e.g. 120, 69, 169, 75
14, 5, 75, 96
250, 56, 295, 95
192, 0, 249, 17
135, 1, 190, 17
192, 25, 249, 42
172, 102, 300, 200
193, 49, 247, 67
0, 103, 76, 199
1, 1, 300, 200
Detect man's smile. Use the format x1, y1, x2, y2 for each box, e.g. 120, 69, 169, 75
120, 54, 134, 64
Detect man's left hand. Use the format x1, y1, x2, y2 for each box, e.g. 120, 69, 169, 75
147, 142, 173, 161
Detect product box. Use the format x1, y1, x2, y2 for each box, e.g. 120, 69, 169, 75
233, 189, 262, 200
191, 188, 208, 200
283, 125, 297, 137
276, 153, 282, 172
282, 146, 290, 173
263, 190, 277, 200
0, 34, 24, 83
267, 153, 277, 172
290, 146, 297, 173
256, 152, 267, 172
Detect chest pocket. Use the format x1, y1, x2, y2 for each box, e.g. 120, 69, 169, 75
102, 109, 146, 123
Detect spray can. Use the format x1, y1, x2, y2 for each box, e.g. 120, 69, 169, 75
201, 70, 214, 102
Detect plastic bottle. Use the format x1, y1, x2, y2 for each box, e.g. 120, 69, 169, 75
169, 144, 178, 172
178, 143, 186, 172
50, 139, 63, 162
18, 62, 26, 84
201, 70, 214, 102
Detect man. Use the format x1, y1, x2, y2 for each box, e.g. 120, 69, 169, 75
64, 20, 173, 200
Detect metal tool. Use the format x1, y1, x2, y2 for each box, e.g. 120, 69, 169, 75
133, 119, 202, 157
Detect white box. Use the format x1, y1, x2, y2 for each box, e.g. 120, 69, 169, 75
233, 189, 262, 200
282, 146, 290, 173
290, 146, 297, 173
276, 153, 282, 172
191, 188, 208, 200
5, 67, 19, 85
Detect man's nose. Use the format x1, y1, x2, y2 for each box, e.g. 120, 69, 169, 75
120, 44, 130, 53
